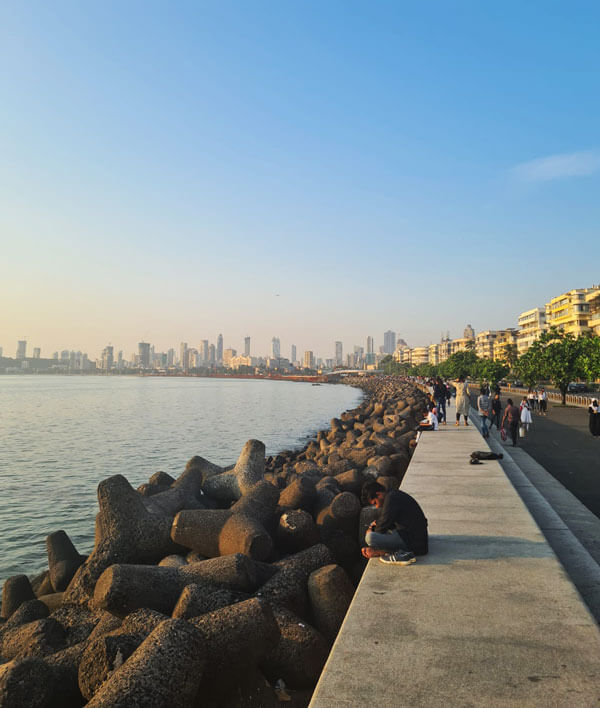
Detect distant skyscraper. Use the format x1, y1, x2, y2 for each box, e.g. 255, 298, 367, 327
180, 342, 189, 371
334, 341, 343, 366
16, 341, 27, 359
291, 344, 297, 363
271, 337, 281, 359
217, 334, 223, 363
117, 351, 124, 370
0, 346, 3, 358
303, 350, 314, 369
366, 336, 374, 355
200, 340, 209, 363
167, 348, 175, 366
464, 324, 475, 339
209, 344, 216, 364
101, 345, 114, 371
138, 342, 151, 369
244, 337, 251, 357
383, 330, 396, 354
32, 347, 41, 359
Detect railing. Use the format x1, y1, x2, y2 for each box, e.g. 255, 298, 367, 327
500, 386, 596, 408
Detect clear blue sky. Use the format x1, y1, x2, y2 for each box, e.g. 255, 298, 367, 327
2, 1, 599, 360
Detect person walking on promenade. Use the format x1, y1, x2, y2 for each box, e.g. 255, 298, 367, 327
477, 387, 491, 438
528, 389, 537, 412
453, 374, 470, 426
433, 377, 447, 425
489, 392, 502, 431
520, 396, 533, 433
501, 398, 521, 447
361, 481, 428, 565
588, 399, 600, 438
538, 388, 548, 416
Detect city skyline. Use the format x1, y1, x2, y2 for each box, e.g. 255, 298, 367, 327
2, 3, 599, 353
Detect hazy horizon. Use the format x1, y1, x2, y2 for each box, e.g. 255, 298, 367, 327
3, 2, 599, 356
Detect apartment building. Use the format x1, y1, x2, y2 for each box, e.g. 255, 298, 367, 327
494, 329, 518, 362
517, 307, 547, 354
451, 337, 474, 355
412, 347, 429, 366
428, 343, 440, 365
586, 289, 600, 336
546, 288, 596, 335
475, 331, 497, 360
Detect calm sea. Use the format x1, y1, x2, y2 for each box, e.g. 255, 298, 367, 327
0, 376, 362, 587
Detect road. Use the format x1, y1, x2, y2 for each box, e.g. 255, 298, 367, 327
464, 390, 600, 518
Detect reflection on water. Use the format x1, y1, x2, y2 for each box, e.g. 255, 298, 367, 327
0, 376, 362, 585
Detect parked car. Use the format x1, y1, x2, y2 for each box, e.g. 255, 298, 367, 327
567, 382, 588, 393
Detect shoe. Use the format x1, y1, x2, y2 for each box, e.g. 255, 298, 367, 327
464, 422, 469, 426
379, 550, 416, 566
454, 422, 459, 426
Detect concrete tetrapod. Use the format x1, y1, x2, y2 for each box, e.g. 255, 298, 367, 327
63, 475, 179, 605
189, 597, 280, 676
275, 510, 320, 554
171, 508, 273, 560
1, 575, 36, 619
86, 618, 206, 708
307, 563, 355, 642
202, 439, 266, 501
46, 530, 84, 593
78, 608, 167, 701
93, 555, 275, 617
171, 582, 249, 619
0, 657, 54, 708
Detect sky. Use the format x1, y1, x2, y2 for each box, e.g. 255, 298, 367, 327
1, 0, 599, 361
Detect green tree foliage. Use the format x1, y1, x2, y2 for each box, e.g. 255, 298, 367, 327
474, 359, 509, 386
514, 329, 600, 404
438, 350, 478, 380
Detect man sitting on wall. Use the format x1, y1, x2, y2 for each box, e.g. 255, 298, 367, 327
360, 481, 429, 566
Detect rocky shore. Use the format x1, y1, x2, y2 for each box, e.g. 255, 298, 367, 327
0, 377, 428, 707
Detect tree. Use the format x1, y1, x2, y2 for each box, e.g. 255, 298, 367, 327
438, 350, 478, 380
514, 342, 545, 389
474, 359, 509, 386
503, 343, 519, 369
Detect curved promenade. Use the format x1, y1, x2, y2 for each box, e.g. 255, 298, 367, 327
310, 423, 600, 707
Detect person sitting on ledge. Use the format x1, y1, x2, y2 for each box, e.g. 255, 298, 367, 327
419, 403, 438, 431
360, 481, 429, 566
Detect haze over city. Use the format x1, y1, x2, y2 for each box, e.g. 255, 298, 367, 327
2, 1, 599, 355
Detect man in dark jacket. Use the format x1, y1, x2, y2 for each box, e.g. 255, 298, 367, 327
501, 398, 520, 447
361, 481, 428, 565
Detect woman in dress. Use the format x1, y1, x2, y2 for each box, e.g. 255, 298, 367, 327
520, 396, 532, 433
454, 374, 470, 426
588, 399, 600, 438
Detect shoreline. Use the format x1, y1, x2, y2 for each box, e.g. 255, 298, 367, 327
0, 376, 428, 707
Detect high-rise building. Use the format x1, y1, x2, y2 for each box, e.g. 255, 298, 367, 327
138, 342, 151, 369
16, 341, 27, 359
223, 348, 237, 368
271, 337, 281, 359
101, 345, 114, 371
464, 324, 475, 340
200, 340, 209, 363
334, 341, 343, 366
167, 348, 175, 366
546, 287, 598, 336
209, 344, 216, 364
117, 351, 124, 370
216, 334, 224, 363
0, 346, 3, 358
32, 347, 41, 359
303, 350, 314, 369
244, 337, 251, 357
180, 342, 189, 371
383, 330, 396, 354
366, 336, 374, 354
291, 344, 297, 363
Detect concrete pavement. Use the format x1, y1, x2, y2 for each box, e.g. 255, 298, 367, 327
310, 423, 600, 707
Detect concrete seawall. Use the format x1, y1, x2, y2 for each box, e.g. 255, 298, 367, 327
310, 423, 600, 707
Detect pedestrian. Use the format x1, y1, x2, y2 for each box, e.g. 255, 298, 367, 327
361, 481, 429, 565
446, 383, 452, 409
477, 387, 491, 438
453, 374, 470, 426
588, 399, 600, 438
538, 388, 548, 415
433, 377, 447, 425
520, 396, 532, 433
501, 398, 521, 447
528, 389, 537, 412
489, 392, 502, 431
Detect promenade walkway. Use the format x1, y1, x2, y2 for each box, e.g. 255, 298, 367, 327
310, 423, 600, 707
